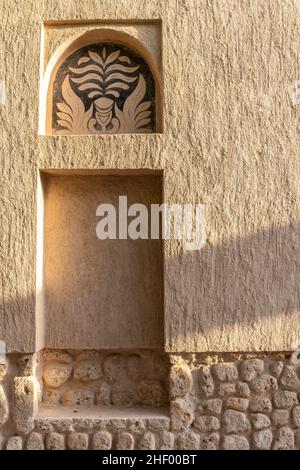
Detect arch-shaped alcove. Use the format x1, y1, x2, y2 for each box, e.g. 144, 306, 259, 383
40, 29, 163, 135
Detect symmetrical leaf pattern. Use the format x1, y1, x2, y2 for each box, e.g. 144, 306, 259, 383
56, 76, 93, 133
55, 46, 154, 135
115, 74, 152, 133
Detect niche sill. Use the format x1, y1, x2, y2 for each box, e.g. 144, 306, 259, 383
36, 405, 170, 421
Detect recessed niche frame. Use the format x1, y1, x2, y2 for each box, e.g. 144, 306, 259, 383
40, 26, 163, 136
35, 168, 165, 351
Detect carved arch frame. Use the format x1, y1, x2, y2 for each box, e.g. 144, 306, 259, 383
40, 28, 163, 135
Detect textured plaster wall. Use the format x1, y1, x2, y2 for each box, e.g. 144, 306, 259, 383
0, 0, 299, 353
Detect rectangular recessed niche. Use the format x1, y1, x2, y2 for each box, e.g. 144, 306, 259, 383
37, 170, 164, 350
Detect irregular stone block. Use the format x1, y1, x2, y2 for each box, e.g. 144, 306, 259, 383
111, 384, 136, 407
147, 417, 170, 432
273, 390, 298, 409
177, 431, 200, 450
252, 429, 273, 450
160, 431, 174, 450
108, 418, 127, 433
43, 350, 72, 364
223, 435, 249, 450
103, 354, 124, 383
13, 376, 37, 434
76, 351, 101, 361
235, 381, 250, 398
279, 366, 300, 391
170, 364, 192, 398
223, 410, 251, 433
212, 363, 238, 382
240, 359, 264, 381
73, 418, 96, 432
217, 382, 235, 397
138, 379, 167, 407
249, 396, 272, 413
26, 432, 44, 450
197, 398, 222, 416
60, 387, 94, 407
273, 426, 294, 450
95, 381, 111, 406
271, 409, 289, 427
169, 354, 182, 366
140, 432, 156, 450
116, 432, 134, 450
198, 367, 214, 397
126, 355, 142, 380
15, 417, 35, 435
43, 388, 60, 406
170, 399, 194, 432
0, 385, 8, 425
46, 432, 65, 450
251, 413, 271, 430
43, 363, 72, 388
34, 417, 54, 433
199, 432, 220, 450
53, 418, 74, 433
250, 374, 278, 393
269, 361, 283, 378
292, 406, 300, 427
18, 354, 37, 376
225, 397, 249, 411
67, 432, 89, 450
194, 415, 220, 432
152, 355, 169, 380
74, 360, 102, 382
127, 419, 146, 434
92, 431, 112, 450
6, 436, 23, 450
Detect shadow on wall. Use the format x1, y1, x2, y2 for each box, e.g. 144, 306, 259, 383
0, 221, 299, 353
165, 220, 300, 352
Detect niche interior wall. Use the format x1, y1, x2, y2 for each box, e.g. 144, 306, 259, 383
0, 2, 299, 451
39, 169, 164, 350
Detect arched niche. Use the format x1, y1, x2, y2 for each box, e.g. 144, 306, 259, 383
41, 29, 162, 135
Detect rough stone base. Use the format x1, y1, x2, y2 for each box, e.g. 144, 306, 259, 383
42, 350, 169, 409
0, 351, 300, 450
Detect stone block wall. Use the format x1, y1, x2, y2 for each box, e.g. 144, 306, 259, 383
169, 353, 300, 450
1, 351, 300, 450
42, 350, 169, 408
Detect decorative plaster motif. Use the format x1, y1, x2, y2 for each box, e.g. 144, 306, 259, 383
53, 45, 155, 135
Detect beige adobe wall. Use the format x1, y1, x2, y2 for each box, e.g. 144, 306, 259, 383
0, 0, 299, 353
